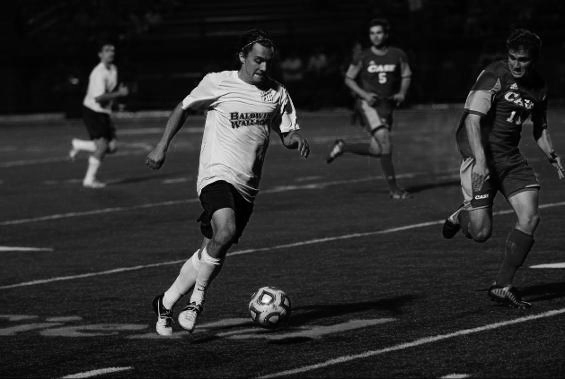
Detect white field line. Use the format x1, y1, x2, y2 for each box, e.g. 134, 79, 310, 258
530, 263, 565, 269
257, 308, 565, 379
0, 246, 53, 252
1, 201, 564, 291
0, 200, 197, 226
0, 172, 429, 226
61, 366, 133, 378
0, 150, 145, 168
0, 132, 384, 168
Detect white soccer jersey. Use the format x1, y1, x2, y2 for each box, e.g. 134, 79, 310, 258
83, 62, 118, 114
182, 70, 300, 202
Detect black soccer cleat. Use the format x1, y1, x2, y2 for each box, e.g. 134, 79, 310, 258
442, 204, 465, 239
326, 139, 344, 164
442, 218, 461, 239
152, 294, 173, 336
488, 285, 531, 309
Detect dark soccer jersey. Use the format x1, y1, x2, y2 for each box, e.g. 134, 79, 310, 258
456, 61, 547, 165
355, 47, 410, 99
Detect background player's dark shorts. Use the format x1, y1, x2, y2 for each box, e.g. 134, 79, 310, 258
82, 106, 116, 140
197, 180, 254, 243
355, 98, 394, 132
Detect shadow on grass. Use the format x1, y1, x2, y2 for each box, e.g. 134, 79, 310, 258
405, 178, 460, 194
354, 177, 459, 196
190, 294, 418, 344
521, 281, 565, 302
288, 294, 418, 326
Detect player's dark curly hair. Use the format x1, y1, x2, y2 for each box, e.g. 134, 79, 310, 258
506, 29, 541, 60
238, 29, 275, 57
96, 40, 115, 52
368, 18, 390, 33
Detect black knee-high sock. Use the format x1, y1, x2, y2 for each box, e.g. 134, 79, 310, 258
495, 229, 534, 286
380, 153, 398, 190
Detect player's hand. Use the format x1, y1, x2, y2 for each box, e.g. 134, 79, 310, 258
290, 133, 310, 158
145, 145, 167, 170
471, 161, 489, 192
297, 137, 310, 159
550, 154, 565, 180
363, 92, 379, 106
391, 93, 406, 106
117, 83, 129, 97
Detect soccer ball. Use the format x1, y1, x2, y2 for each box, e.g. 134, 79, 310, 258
248, 286, 291, 329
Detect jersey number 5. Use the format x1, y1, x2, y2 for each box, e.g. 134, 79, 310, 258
378, 72, 387, 84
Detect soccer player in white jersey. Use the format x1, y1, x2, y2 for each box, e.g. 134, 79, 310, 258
146, 29, 310, 336
69, 42, 129, 188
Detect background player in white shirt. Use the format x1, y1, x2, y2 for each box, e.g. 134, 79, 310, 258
69, 43, 129, 188
146, 29, 310, 336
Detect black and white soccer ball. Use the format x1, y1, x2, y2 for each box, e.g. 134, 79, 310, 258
248, 286, 291, 329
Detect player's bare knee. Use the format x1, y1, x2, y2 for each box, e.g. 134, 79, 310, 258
469, 224, 491, 242
107, 140, 118, 154
368, 145, 381, 156
517, 213, 540, 233
213, 225, 237, 246
472, 229, 491, 243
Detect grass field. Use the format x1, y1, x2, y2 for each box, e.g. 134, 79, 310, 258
1, 107, 565, 378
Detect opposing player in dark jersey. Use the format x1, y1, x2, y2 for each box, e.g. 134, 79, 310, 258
326, 18, 412, 199
442, 29, 564, 309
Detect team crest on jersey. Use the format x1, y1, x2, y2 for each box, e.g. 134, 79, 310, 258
261, 89, 276, 103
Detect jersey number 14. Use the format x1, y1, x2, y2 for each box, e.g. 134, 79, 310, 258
506, 110, 523, 125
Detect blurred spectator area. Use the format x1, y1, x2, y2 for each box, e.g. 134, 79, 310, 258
1, 0, 565, 114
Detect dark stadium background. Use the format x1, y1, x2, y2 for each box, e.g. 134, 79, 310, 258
1, 0, 564, 115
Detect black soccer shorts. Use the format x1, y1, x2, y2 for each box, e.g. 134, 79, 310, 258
197, 180, 254, 243
82, 106, 116, 141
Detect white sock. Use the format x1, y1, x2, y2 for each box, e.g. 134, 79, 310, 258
72, 139, 96, 152
162, 250, 200, 310
84, 156, 101, 184
189, 247, 221, 306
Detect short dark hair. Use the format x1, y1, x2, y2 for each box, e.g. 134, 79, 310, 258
238, 29, 275, 57
97, 41, 115, 53
506, 29, 541, 60
368, 18, 390, 33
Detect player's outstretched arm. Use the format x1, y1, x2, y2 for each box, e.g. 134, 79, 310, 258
145, 102, 189, 170
281, 131, 310, 158
534, 126, 565, 179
